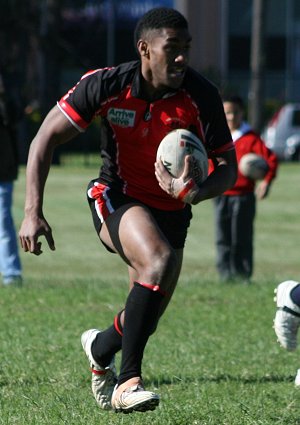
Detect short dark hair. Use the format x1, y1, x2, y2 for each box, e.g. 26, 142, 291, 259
134, 7, 188, 47
223, 95, 245, 110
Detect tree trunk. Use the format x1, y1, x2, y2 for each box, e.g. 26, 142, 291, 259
248, 0, 267, 132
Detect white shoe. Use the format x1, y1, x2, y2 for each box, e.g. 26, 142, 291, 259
111, 383, 160, 413
2, 276, 23, 287
295, 369, 300, 387
81, 329, 117, 410
274, 280, 300, 351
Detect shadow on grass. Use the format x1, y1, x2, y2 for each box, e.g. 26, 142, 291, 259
0, 373, 295, 389
149, 373, 296, 386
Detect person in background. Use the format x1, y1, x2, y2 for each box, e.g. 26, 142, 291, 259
274, 280, 300, 386
213, 95, 278, 283
0, 71, 22, 286
19, 7, 237, 413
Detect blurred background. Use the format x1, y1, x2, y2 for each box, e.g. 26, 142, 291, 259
1, 0, 299, 163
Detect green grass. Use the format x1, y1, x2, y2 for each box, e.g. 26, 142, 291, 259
1, 160, 300, 424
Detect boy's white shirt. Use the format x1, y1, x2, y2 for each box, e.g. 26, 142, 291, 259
231, 121, 252, 142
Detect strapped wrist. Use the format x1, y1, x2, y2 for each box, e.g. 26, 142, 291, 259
178, 178, 198, 203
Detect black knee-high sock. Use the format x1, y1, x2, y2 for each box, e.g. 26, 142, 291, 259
118, 281, 165, 386
91, 310, 124, 367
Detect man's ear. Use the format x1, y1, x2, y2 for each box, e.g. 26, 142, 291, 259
137, 40, 149, 58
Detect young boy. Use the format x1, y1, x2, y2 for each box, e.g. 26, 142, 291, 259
213, 95, 278, 283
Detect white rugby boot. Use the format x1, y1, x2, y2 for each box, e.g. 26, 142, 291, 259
274, 281, 300, 351
81, 329, 117, 410
111, 378, 159, 414
294, 369, 300, 387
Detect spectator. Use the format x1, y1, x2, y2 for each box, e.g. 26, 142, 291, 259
0, 71, 22, 286
213, 95, 278, 283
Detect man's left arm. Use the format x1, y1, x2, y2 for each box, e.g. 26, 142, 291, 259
155, 148, 237, 205
191, 149, 237, 204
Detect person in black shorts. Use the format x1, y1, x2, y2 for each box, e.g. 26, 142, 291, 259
19, 7, 237, 413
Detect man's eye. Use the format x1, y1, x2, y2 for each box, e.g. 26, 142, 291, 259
165, 45, 176, 52
165, 45, 190, 54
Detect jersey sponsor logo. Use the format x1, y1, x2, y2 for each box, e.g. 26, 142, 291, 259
107, 107, 136, 127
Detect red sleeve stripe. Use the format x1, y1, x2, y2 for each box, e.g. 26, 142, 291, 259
57, 100, 89, 132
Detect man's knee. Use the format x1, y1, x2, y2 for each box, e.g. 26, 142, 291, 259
142, 247, 178, 290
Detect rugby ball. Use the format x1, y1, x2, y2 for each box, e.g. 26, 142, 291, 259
156, 129, 208, 185
239, 153, 269, 180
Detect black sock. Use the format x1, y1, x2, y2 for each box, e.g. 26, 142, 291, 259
91, 310, 123, 367
118, 281, 165, 386
291, 284, 300, 307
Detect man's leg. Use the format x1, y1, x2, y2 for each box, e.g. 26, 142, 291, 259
214, 196, 232, 281
84, 183, 189, 411
127, 248, 183, 321
92, 247, 183, 369
99, 204, 180, 412
231, 193, 255, 281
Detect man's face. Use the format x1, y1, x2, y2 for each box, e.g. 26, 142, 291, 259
223, 101, 244, 132
142, 27, 191, 90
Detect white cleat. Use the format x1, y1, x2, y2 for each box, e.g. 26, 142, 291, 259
111, 383, 160, 414
274, 281, 300, 351
81, 329, 117, 410
295, 369, 300, 387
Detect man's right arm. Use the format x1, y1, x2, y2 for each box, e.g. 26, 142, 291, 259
19, 105, 79, 255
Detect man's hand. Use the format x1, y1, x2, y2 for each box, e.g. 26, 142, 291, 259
156, 148, 237, 205
155, 155, 199, 204
19, 215, 55, 256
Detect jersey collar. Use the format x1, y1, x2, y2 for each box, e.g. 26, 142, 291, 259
131, 63, 177, 102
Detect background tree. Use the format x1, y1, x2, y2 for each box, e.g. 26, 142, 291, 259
248, 0, 267, 132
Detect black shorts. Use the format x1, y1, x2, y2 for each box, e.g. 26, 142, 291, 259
87, 179, 192, 251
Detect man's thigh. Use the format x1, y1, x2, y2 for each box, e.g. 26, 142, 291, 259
87, 181, 191, 259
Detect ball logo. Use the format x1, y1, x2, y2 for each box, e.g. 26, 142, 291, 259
161, 160, 172, 173
157, 129, 208, 184
180, 134, 202, 154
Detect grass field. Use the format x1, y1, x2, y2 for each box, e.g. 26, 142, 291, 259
1, 159, 300, 424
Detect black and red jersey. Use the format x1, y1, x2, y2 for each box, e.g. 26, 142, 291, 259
58, 60, 233, 210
